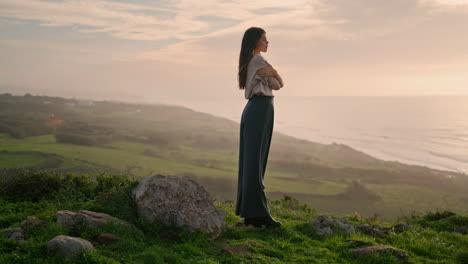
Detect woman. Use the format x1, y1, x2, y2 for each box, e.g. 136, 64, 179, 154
235, 27, 284, 228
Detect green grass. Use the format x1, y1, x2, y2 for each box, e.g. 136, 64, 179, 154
1, 132, 467, 222
0, 152, 49, 168
0, 134, 233, 178
367, 184, 468, 218
0, 170, 466, 263
0, 133, 342, 197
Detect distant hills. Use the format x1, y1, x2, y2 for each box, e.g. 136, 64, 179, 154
1, 93, 467, 221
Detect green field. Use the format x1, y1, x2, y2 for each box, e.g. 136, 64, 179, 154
1, 93, 467, 221
0, 152, 49, 168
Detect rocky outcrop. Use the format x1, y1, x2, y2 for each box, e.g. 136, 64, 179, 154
132, 174, 226, 238
357, 224, 392, 238
310, 215, 355, 236
46, 235, 95, 258
356, 222, 412, 237
350, 245, 409, 261
21, 216, 47, 230
2, 227, 24, 243
57, 210, 133, 229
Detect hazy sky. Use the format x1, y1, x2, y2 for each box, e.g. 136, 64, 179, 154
1, 0, 468, 102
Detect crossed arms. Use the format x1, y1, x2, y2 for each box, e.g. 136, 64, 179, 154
256, 65, 284, 90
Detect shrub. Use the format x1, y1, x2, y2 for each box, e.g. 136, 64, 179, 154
0, 168, 95, 201
424, 210, 456, 221
409, 210, 468, 233
0, 168, 136, 203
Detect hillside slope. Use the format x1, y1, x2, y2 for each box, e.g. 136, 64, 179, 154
0, 170, 467, 264
1, 93, 467, 220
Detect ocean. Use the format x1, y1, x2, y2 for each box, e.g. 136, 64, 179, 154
169, 95, 468, 174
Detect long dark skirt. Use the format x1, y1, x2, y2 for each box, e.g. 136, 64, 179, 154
235, 95, 274, 218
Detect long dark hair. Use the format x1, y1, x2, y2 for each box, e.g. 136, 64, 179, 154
238, 27, 265, 89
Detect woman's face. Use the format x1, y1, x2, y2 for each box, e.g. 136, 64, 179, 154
254, 33, 268, 54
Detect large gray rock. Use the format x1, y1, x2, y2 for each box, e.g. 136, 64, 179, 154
2, 227, 24, 243
132, 174, 226, 238
57, 210, 133, 229
310, 215, 355, 236
46, 235, 95, 258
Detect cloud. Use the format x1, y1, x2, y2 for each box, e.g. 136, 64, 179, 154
425, 0, 468, 5
0, 0, 205, 40
0, 0, 351, 65
116, 0, 468, 71
0, 0, 323, 41
2, 0, 468, 97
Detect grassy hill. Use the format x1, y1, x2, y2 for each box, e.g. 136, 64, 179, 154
0, 170, 467, 264
0, 93, 467, 221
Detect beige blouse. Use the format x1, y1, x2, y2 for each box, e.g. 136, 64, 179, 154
244, 54, 283, 99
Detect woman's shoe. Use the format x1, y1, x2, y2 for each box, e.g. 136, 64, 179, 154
244, 215, 282, 228
265, 216, 282, 228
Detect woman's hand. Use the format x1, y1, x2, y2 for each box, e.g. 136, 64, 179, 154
257, 66, 277, 77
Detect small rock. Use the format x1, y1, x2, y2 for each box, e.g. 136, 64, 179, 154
95, 233, 120, 245
350, 245, 409, 261
21, 216, 47, 230
222, 245, 252, 256
2, 228, 24, 243
47, 235, 95, 258
57, 210, 135, 230
310, 215, 355, 236
357, 224, 391, 238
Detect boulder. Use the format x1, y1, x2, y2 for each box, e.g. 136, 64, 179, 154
2, 227, 24, 243
57, 210, 133, 229
132, 174, 226, 238
310, 215, 355, 236
46, 235, 95, 258
350, 245, 409, 261
21, 216, 47, 230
